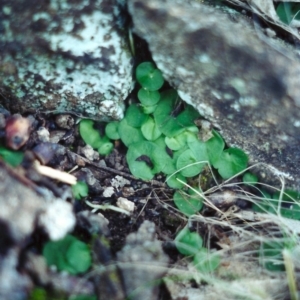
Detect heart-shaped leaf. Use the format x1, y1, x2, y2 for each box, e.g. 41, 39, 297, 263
213, 148, 248, 179
174, 189, 203, 216
105, 121, 120, 140
136, 62, 164, 91
138, 88, 161, 106
166, 173, 187, 189
153, 89, 185, 137
205, 130, 225, 165
79, 119, 102, 149
175, 228, 203, 256
72, 181, 89, 200
125, 104, 148, 128
193, 248, 220, 273
126, 141, 157, 180
141, 117, 162, 141
118, 118, 145, 147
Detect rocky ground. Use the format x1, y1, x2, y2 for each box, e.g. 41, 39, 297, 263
0, 0, 300, 300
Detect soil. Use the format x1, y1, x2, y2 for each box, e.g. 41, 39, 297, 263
0, 105, 293, 300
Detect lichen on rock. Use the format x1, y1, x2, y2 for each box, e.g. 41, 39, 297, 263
0, 0, 134, 121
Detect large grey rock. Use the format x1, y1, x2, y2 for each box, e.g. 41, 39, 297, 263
117, 221, 169, 300
0, 0, 134, 121
128, 0, 300, 189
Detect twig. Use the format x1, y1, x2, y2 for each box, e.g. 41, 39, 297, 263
85, 200, 131, 216
67, 150, 166, 187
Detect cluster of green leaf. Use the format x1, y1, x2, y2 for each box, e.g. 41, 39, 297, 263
79, 119, 113, 155
78, 61, 249, 217
276, 2, 300, 25
105, 62, 248, 188
43, 234, 92, 275
78, 61, 300, 275
175, 227, 220, 273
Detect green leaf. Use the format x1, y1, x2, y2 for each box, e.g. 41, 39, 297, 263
176, 105, 200, 128
188, 139, 209, 162
193, 248, 220, 273
205, 130, 225, 165
66, 240, 92, 274
136, 62, 164, 91
125, 104, 148, 128
138, 88, 161, 106
141, 117, 162, 141
280, 204, 300, 220
105, 121, 120, 140
259, 241, 285, 271
98, 141, 114, 155
166, 173, 187, 189
43, 235, 92, 275
213, 148, 248, 179
0, 146, 24, 166
152, 148, 176, 175
276, 3, 292, 24
153, 89, 184, 137
272, 189, 300, 220
276, 3, 300, 25
79, 120, 113, 155
165, 131, 189, 151
118, 118, 145, 147
79, 119, 102, 149
175, 227, 203, 256
70, 296, 97, 300
177, 149, 204, 177
174, 189, 203, 216
252, 190, 272, 213
72, 181, 89, 200
141, 104, 158, 114
243, 172, 258, 184
126, 141, 157, 180
164, 128, 198, 152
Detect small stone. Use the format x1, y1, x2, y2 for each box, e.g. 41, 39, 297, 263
55, 114, 75, 129
80, 144, 99, 161
38, 200, 76, 241
122, 186, 135, 198
111, 175, 130, 189
0, 114, 6, 129
49, 130, 66, 143
116, 197, 135, 213
76, 210, 110, 236
36, 127, 50, 143
103, 186, 115, 198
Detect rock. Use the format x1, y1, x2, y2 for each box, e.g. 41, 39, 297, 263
116, 197, 135, 212
55, 114, 75, 130
117, 221, 169, 300
0, 0, 134, 121
128, 0, 300, 190
76, 210, 110, 236
0, 160, 76, 242
38, 199, 76, 241
0, 159, 76, 299
0, 248, 32, 300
